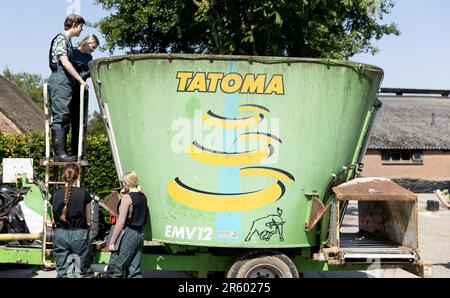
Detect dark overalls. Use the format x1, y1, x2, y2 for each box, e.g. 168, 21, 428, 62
48, 34, 75, 131
70, 48, 92, 156
108, 192, 148, 278
50, 187, 92, 278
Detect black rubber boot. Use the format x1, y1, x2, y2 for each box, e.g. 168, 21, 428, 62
52, 129, 76, 162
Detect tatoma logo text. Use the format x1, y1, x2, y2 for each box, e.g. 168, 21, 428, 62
176, 72, 284, 95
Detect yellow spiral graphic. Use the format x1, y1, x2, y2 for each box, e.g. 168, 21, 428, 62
168, 104, 295, 212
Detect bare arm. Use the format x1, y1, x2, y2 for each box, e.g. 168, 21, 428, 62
85, 203, 91, 225
109, 195, 132, 248
59, 55, 88, 90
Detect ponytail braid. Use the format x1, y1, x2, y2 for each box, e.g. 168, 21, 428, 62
60, 164, 79, 222
60, 177, 74, 222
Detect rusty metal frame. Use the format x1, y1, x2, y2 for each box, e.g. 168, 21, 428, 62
305, 196, 329, 232
329, 195, 339, 248
316, 178, 427, 277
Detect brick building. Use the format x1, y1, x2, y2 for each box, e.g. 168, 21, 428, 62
361, 89, 450, 183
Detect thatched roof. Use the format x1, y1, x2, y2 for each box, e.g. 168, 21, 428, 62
368, 96, 450, 150
0, 75, 44, 133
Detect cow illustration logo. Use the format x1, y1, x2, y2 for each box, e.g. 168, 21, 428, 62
245, 208, 285, 242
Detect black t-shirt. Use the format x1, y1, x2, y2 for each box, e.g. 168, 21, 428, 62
50, 187, 92, 229
118, 192, 149, 229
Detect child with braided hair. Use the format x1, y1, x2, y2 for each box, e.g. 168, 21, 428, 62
50, 163, 93, 278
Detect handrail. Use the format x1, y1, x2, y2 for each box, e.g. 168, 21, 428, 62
77, 85, 85, 161
76, 84, 85, 187
44, 83, 50, 161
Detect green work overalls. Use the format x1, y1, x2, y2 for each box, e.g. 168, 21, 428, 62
48, 34, 75, 130
53, 228, 92, 278
107, 226, 145, 278
51, 186, 93, 278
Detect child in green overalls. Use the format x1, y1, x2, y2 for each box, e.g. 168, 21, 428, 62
70, 35, 100, 158
107, 171, 149, 278
50, 163, 93, 278
48, 14, 89, 162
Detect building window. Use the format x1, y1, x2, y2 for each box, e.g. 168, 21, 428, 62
381, 150, 423, 165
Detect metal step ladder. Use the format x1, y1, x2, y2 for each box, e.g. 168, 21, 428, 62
40, 83, 88, 268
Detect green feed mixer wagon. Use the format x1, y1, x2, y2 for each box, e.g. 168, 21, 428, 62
0, 54, 430, 278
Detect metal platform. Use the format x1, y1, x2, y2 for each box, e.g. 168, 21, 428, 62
340, 233, 416, 261
39, 158, 90, 167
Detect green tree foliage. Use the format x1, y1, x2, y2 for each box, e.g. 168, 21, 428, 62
2, 68, 45, 106
0, 132, 119, 200
88, 111, 107, 136
83, 134, 119, 199
95, 0, 399, 59
0, 133, 45, 180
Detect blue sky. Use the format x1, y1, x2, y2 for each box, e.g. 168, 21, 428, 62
0, 0, 449, 114
352, 0, 450, 89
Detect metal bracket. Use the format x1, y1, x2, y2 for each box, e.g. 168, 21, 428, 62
304, 196, 330, 232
